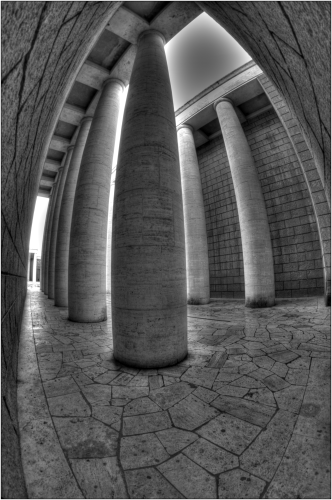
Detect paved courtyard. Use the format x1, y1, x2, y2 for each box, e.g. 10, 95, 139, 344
19, 285, 330, 498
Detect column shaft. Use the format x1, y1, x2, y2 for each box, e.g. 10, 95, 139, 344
32, 253, 37, 282
68, 79, 124, 322
47, 147, 73, 299
106, 166, 116, 294
112, 30, 187, 368
178, 125, 210, 304
43, 176, 60, 295
40, 199, 52, 292
215, 98, 275, 307
54, 118, 92, 307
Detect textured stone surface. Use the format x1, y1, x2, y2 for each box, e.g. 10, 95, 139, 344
177, 124, 210, 304
120, 434, 170, 470
218, 469, 266, 499
215, 98, 275, 308
169, 393, 219, 430
183, 437, 238, 474
158, 454, 217, 499
111, 29, 187, 367
70, 457, 128, 499
199, 2, 331, 201
156, 428, 198, 455
123, 411, 172, 435
198, 413, 261, 455
259, 75, 331, 306
68, 79, 124, 322
47, 148, 73, 299
17, 290, 330, 498
125, 468, 183, 499
53, 416, 118, 458
196, 109, 325, 300
212, 395, 275, 427
4, 4, 330, 495
149, 381, 194, 410
240, 410, 297, 480
48, 392, 91, 417
54, 118, 92, 307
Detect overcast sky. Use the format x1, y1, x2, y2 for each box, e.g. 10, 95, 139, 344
29, 13, 251, 255
166, 13, 251, 110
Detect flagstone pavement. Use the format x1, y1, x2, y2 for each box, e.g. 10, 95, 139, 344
18, 285, 330, 498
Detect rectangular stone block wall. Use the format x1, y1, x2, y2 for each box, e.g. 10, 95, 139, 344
197, 137, 245, 298
197, 109, 324, 298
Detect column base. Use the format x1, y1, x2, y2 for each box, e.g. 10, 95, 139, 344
245, 296, 275, 308
324, 290, 331, 307
68, 310, 107, 323
187, 297, 210, 305
114, 350, 188, 370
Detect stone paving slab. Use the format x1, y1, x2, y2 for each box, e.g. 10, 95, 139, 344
212, 395, 276, 427
123, 411, 172, 435
169, 393, 219, 430
157, 454, 217, 499
183, 437, 238, 474
125, 467, 183, 498
218, 469, 266, 499
120, 434, 170, 470
53, 417, 118, 458
70, 458, 128, 499
149, 382, 194, 409
240, 410, 298, 481
18, 291, 330, 498
198, 413, 261, 455
265, 433, 330, 499
155, 428, 198, 455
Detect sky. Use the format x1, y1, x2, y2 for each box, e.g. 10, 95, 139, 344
29, 12, 251, 255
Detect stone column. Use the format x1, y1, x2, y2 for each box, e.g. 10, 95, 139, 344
177, 124, 210, 305
32, 253, 37, 283
43, 175, 60, 296
215, 98, 275, 307
68, 79, 124, 322
106, 165, 117, 294
47, 147, 74, 299
54, 117, 92, 307
40, 198, 52, 292
112, 30, 187, 368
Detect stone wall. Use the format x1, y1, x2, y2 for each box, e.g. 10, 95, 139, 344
197, 109, 324, 299
1, 2, 121, 497
198, 1, 331, 202
259, 74, 331, 305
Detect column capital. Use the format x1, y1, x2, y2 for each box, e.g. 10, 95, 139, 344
177, 123, 194, 133
67, 145, 75, 152
58, 166, 64, 173
138, 29, 166, 45
214, 97, 233, 111
103, 77, 125, 91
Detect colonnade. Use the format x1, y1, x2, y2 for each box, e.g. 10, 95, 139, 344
40, 29, 276, 368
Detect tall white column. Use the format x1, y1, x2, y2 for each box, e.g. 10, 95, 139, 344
47, 147, 73, 299
54, 117, 92, 307
43, 175, 61, 296
40, 190, 53, 291
68, 79, 124, 322
32, 253, 37, 283
106, 166, 117, 294
177, 124, 210, 305
112, 30, 187, 368
215, 97, 275, 307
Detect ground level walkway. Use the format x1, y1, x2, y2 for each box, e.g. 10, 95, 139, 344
19, 285, 330, 498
